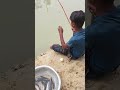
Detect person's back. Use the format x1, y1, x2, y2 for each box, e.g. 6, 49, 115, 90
86, 7, 120, 73
86, 0, 120, 79
67, 28, 85, 59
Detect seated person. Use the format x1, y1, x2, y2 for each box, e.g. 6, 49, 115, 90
86, 0, 120, 79
51, 10, 85, 60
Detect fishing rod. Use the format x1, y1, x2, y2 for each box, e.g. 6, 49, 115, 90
58, 0, 71, 26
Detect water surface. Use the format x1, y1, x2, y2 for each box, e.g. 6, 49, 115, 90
35, 0, 85, 57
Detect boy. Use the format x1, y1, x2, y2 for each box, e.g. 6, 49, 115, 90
51, 10, 85, 60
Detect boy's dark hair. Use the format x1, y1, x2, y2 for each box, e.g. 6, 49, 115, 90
70, 10, 85, 28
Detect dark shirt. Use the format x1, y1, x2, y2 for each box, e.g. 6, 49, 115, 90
67, 29, 85, 59
86, 7, 120, 73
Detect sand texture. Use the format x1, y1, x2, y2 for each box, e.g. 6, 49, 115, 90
0, 59, 34, 90
0, 49, 120, 90
35, 49, 85, 90
86, 66, 120, 90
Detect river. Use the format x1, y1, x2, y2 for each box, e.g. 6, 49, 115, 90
35, 0, 85, 57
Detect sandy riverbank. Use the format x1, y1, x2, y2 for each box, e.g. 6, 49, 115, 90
0, 49, 120, 90
35, 49, 85, 90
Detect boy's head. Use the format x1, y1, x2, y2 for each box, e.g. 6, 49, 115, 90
70, 10, 85, 30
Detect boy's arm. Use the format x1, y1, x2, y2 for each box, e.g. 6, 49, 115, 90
58, 26, 69, 49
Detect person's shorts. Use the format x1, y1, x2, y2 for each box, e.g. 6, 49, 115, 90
51, 44, 81, 60
51, 44, 69, 55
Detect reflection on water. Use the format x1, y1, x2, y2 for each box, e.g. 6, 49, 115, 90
44, 0, 51, 6
35, 0, 42, 9
35, 0, 51, 10
35, 0, 85, 57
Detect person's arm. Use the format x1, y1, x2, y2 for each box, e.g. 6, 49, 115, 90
58, 26, 69, 49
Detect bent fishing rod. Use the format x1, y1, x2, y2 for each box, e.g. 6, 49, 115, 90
58, 0, 71, 26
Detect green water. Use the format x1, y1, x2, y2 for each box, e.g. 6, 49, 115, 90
35, 0, 85, 57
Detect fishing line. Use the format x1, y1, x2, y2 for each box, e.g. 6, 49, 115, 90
58, 0, 71, 26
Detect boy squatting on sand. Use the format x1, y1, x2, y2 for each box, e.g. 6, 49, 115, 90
51, 10, 85, 60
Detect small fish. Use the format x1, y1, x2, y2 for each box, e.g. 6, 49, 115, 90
46, 78, 53, 90
51, 79, 55, 89
36, 81, 45, 90
40, 76, 49, 80
36, 76, 49, 83
35, 83, 40, 90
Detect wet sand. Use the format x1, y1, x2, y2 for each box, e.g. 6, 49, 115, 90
0, 59, 34, 90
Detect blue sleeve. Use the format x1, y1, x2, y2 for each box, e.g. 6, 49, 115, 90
67, 37, 75, 47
